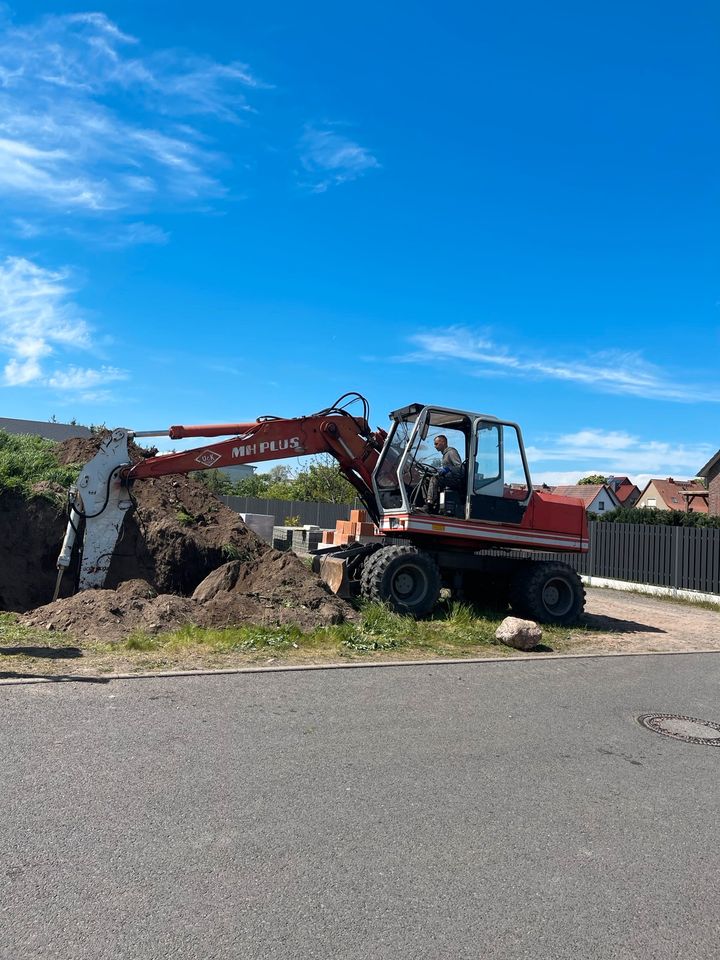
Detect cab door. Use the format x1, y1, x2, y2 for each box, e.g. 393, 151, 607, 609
469, 419, 532, 523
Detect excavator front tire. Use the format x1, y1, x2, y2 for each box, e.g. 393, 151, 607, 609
361, 545, 441, 617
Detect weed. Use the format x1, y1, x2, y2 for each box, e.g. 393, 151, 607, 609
125, 632, 163, 651
342, 601, 414, 651
221, 543, 242, 561
175, 509, 196, 526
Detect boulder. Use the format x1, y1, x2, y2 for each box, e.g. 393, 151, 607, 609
495, 616, 542, 651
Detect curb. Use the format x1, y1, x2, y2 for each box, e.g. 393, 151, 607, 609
2, 647, 720, 686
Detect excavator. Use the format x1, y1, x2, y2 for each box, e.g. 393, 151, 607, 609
55, 393, 589, 624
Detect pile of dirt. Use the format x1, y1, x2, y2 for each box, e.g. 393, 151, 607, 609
2, 433, 355, 638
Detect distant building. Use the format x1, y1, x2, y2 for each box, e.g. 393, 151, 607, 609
0, 417, 92, 442
605, 476, 641, 508
551, 484, 620, 515
635, 478, 709, 513
697, 451, 720, 516
218, 464, 256, 481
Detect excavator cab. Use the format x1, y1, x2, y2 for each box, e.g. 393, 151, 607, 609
372, 404, 533, 524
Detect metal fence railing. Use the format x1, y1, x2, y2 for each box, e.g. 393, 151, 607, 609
220, 499, 720, 596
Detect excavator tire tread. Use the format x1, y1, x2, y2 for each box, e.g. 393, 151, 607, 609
509, 560, 585, 625
361, 544, 441, 617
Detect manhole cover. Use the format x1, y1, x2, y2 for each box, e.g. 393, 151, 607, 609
637, 714, 720, 746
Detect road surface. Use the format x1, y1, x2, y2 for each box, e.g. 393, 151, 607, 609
2, 653, 719, 959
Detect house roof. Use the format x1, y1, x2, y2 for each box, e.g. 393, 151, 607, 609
0, 417, 92, 442
698, 449, 720, 478
639, 478, 709, 513
613, 481, 640, 504
551, 484, 620, 507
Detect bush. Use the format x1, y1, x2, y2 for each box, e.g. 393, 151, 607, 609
590, 506, 720, 528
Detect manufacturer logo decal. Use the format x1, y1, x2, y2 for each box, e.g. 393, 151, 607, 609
196, 450, 221, 468
232, 437, 302, 459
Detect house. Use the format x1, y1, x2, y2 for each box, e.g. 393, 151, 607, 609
605, 475, 640, 508
698, 450, 720, 516
551, 484, 621, 515
0, 417, 92, 442
635, 477, 709, 513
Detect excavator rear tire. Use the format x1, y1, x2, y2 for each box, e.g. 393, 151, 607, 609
509, 561, 585, 625
361, 545, 441, 617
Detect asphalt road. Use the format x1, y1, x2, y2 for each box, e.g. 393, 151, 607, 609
2, 654, 720, 960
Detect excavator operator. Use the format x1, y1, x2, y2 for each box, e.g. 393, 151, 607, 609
425, 434, 464, 511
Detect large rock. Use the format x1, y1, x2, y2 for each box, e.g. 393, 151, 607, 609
495, 616, 542, 651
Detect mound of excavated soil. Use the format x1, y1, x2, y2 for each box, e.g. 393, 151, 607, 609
21, 553, 352, 641
3, 433, 356, 637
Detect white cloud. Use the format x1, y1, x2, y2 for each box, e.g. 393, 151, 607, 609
0, 255, 128, 392
407, 327, 720, 403
0, 11, 266, 219
526, 428, 713, 486
46, 365, 128, 390
299, 125, 379, 192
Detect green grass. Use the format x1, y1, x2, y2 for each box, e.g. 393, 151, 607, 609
0, 600, 579, 677
0, 430, 79, 496
113, 600, 575, 659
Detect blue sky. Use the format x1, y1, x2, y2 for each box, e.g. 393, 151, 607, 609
0, 1, 718, 487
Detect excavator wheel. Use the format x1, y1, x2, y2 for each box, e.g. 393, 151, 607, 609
360, 544, 441, 617
509, 561, 585, 625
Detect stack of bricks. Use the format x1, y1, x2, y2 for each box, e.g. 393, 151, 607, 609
321, 509, 383, 547
291, 526, 322, 554
273, 525, 323, 554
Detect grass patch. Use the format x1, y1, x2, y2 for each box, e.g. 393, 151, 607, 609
0, 612, 70, 646
0, 600, 580, 678
0, 430, 79, 496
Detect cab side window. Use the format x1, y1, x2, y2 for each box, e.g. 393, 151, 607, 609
474, 424, 501, 493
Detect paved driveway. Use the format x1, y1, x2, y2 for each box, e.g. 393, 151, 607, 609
2, 654, 719, 959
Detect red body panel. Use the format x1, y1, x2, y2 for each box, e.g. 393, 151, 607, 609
527, 490, 589, 541
379, 491, 588, 554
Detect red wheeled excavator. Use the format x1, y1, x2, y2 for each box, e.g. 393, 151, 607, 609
55, 393, 589, 624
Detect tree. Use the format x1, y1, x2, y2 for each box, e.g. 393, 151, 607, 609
578, 474, 607, 485
192, 470, 233, 495
232, 472, 271, 498
290, 457, 356, 503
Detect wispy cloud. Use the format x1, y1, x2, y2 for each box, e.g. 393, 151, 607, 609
0, 10, 266, 228
299, 125, 379, 192
527, 428, 712, 487
407, 327, 720, 403
0, 256, 128, 391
